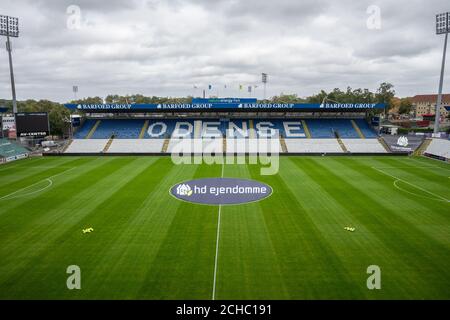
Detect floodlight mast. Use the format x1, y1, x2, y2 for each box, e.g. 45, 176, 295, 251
262, 73, 268, 100
1, 15, 19, 114
434, 12, 449, 135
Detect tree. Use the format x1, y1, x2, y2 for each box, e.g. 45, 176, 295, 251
398, 98, 412, 115
375, 82, 396, 117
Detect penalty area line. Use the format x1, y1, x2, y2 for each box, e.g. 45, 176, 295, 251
0, 167, 77, 201
212, 162, 224, 300
372, 166, 449, 202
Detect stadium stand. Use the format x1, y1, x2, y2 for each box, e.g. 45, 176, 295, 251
107, 139, 165, 153
306, 119, 360, 138
354, 119, 378, 138
424, 139, 450, 160
64, 139, 108, 153
73, 119, 96, 139
341, 139, 387, 153
0, 138, 29, 161
71, 119, 377, 140
91, 119, 145, 139
284, 139, 343, 153
63, 118, 384, 154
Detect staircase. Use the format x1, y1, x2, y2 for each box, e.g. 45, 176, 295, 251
414, 138, 432, 156
351, 120, 365, 139
86, 120, 101, 139
102, 136, 114, 153
301, 120, 311, 138
222, 137, 227, 154
248, 120, 256, 139
161, 137, 171, 153
279, 135, 288, 153
378, 137, 391, 152
139, 120, 149, 139
62, 139, 73, 153
337, 138, 348, 153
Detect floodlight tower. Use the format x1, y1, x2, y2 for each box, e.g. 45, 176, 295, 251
262, 73, 268, 100
0, 15, 19, 114
434, 12, 450, 134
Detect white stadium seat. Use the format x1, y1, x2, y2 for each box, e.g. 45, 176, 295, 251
107, 139, 165, 153
226, 139, 281, 154
167, 138, 223, 154
64, 139, 108, 153
284, 139, 343, 153
425, 139, 450, 160
341, 139, 386, 153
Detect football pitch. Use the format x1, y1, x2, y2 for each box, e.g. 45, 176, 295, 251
0, 155, 449, 300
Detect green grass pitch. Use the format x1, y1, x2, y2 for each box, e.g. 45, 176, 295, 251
0, 155, 449, 299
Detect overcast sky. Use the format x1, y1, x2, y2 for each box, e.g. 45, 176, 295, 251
0, 0, 449, 102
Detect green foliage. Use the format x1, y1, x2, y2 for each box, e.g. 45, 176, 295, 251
269, 94, 307, 104
398, 98, 413, 114
104, 94, 192, 104
376, 82, 396, 115
306, 87, 376, 104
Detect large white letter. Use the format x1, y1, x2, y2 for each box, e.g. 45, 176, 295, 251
172, 122, 193, 138
228, 121, 248, 138
256, 122, 275, 138
283, 122, 305, 138
147, 122, 167, 138
202, 122, 222, 138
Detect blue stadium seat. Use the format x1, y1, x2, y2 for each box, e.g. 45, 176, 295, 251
354, 119, 378, 138
306, 119, 359, 138
72, 118, 373, 139
91, 119, 145, 139
73, 119, 96, 139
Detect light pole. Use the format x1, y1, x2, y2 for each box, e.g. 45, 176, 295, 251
434, 12, 450, 135
262, 73, 268, 100
72, 85, 78, 100
0, 15, 19, 114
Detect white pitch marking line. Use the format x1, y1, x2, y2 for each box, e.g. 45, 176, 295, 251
212, 161, 225, 300
0, 167, 76, 201
372, 166, 449, 202
0, 179, 53, 201
408, 157, 450, 171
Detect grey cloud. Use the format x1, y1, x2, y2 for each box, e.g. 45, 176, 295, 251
0, 0, 448, 102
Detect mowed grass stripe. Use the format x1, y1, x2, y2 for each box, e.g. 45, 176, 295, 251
0, 156, 105, 229
137, 161, 220, 299
296, 157, 449, 299
0, 156, 70, 174
332, 157, 449, 249
374, 157, 450, 193
0, 157, 95, 198
336, 157, 449, 224
0, 157, 144, 295
216, 163, 290, 300
2, 157, 164, 299
0, 156, 448, 299
248, 160, 364, 299
74, 157, 190, 299
283, 157, 397, 299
